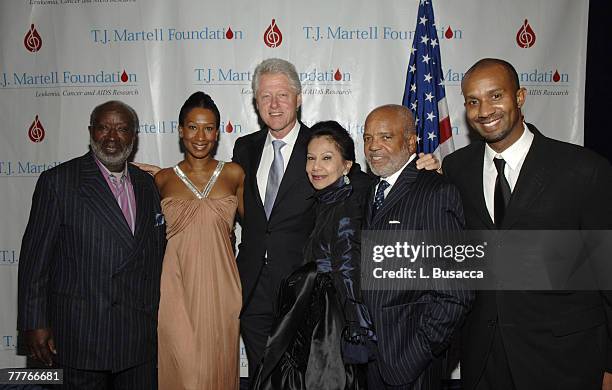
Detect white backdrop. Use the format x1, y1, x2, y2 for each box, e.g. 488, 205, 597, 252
0, 0, 588, 371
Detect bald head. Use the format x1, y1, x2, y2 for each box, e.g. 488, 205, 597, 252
363, 104, 418, 178
462, 58, 520, 93
365, 104, 416, 138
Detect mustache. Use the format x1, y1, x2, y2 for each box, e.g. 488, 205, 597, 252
476, 112, 503, 124
90, 136, 134, 164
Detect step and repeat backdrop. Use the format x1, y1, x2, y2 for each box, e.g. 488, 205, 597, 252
0, 0, 588, 371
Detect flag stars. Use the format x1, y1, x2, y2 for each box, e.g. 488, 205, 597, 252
425, 92, 434, 102
427, 132, 437, 140
415, 117, 420, 125
410, 83, 417, 92
409, 64, 416, 73
422, 54, 431, 64
426, 111, 436, 122
410, 101, 418, 110
419, 16, 428, 26
420, 35, 430, 45
430, 38, 438, 48
416, 135, 422, 143
424, 73, 433, 83
409, 46, 416, 55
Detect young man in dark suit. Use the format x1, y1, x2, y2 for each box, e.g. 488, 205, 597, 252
361, 104, 473, 389
231, 58, 316, 379
18, 101, 166, 389
442, 58, 612, 390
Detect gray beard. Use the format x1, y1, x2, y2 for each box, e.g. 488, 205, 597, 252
90, 135, 134, 168
367, 148, 410, 178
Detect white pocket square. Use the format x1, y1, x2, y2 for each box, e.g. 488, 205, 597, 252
388, 220, 401, 224
154, 213, 165, 226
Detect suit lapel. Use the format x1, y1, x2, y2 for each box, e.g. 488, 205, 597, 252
364, 184, 375, 227
128, 165, 150, 243
371, 160, 419, 226
270, 124, 309, 211
250, 130, 268, 210
464, 143, 495, 228
502, 132, 549, 229
78, 153, 135, 250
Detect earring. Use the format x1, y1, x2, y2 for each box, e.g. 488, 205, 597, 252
343, 174, 350, 185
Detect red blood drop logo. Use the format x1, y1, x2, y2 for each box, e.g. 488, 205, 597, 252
264, 19, 282, 48
226, 121, 234, 133
444, 26, 454, 39
24, 24, 42, 52
226, 27, 234, 40
120, 70, 129, 82
28, 115, 45, 143
334, 69, 342, 81
516, 19, 536, 48
552, 70, 560, 82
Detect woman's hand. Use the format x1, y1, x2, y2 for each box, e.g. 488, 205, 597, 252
131, 162, 162, 176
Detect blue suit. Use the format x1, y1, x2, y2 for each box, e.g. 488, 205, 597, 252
362, 159, 473, 389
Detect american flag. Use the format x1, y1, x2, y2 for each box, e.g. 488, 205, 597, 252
402, 0, 454, 158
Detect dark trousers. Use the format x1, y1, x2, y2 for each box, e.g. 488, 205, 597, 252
473, 325, 516, 390
240, 265, 275, 383
56, 360, 156, 390
367, 354, 444, 390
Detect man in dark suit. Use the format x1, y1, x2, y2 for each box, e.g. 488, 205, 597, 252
442, 58, 612, 390
17, 101, 166, 389
362, 104, 473, 389
232, 58, 316, 378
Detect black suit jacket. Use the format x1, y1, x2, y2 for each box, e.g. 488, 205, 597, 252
17, 152, 166, 371
232, 124, 316, 311
362, 160, 474, 389
442, 124, 612, 390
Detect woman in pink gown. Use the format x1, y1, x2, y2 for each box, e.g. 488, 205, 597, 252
153, 92, 244, 389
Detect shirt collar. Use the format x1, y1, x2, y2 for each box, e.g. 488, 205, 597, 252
380, 153, 416, 186
485, 123, 533, 170
93, 155, 130, 181
265, 121, 300, 148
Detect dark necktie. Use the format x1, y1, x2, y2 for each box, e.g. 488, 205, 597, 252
494, 157, 511, 228
264, 140, 286, 219
373, 179, 390, 216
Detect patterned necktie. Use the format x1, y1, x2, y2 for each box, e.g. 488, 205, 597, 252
373, 179, 390, 215
109, 174, 134, 233
264, 140, 286, 219
494, 157, 511, 228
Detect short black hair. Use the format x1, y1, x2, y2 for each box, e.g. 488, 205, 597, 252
178, 91, 221, 129
463, 58, 520, 92
308, 121, 356, 162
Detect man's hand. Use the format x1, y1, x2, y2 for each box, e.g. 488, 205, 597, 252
415, 152, 441, 172
23, 328, 56, 366
131, 162, 162, 176
603, 371, 612, 390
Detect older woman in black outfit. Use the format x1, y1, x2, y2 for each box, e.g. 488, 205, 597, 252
252, 121, 375, 390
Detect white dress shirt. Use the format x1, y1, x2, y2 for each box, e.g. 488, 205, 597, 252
483, 124, 534, 222
256, 121, 301, 202
373, 153, 417, 200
